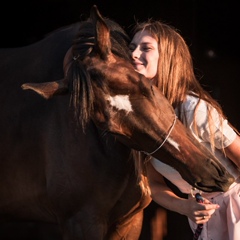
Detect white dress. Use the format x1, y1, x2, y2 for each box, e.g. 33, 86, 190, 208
151, 95, 240, 240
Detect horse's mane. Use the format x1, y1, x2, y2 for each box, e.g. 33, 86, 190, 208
67, 17, 131, 129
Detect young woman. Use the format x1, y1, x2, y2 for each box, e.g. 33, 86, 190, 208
129, 20, 240, 239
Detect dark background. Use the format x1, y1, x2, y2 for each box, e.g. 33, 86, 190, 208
0, 1, 239, 239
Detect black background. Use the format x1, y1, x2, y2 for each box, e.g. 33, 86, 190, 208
1, 0, 239, 57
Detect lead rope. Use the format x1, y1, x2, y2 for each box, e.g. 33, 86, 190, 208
141, 115, 177, 155
193, 193, 204, 240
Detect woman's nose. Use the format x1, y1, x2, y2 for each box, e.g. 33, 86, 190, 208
132, 48, 140, 59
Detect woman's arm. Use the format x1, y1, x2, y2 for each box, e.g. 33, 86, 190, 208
146, 161, 220, 224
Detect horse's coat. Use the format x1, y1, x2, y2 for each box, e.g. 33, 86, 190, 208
0, 5, 234, 240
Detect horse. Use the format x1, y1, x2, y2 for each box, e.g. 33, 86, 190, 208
0, 5, 234, 240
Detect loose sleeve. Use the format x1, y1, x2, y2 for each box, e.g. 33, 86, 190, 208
181, 96, 236, 149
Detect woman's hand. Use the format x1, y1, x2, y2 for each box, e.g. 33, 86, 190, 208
182, 195, 219, 224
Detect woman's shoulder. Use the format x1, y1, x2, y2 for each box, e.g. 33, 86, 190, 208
182, 94, 208, 112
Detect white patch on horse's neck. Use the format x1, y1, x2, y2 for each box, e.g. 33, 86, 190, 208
167, 137, 180, 151
107, 95, 133, 113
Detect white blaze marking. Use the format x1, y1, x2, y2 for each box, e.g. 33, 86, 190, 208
167, 137, 180, 151
107, 95, 133, 113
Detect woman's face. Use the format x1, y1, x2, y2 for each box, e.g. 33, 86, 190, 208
129, 29, 159, 79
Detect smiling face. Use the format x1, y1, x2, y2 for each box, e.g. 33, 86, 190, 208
129, 29, 159, 79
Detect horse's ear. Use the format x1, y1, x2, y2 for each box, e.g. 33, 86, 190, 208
21, 79, 68, 99
90, 5, 111, 60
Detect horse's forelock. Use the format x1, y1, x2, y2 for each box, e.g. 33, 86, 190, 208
69, 16, 131, 130
68, 59, 94, 130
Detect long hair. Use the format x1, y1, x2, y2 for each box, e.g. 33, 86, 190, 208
130, 20, 239, 151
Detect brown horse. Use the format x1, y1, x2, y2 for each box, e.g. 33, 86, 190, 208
0, 5, 233, 240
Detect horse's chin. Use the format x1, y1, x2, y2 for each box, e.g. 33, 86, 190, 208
194, 177, 234, 193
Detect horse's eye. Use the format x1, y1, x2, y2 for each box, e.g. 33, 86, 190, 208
128, 44, 136, 52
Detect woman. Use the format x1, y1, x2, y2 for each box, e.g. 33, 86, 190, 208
129, 20, 240, 239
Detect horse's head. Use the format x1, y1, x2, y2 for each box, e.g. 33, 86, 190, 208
21, 5, 234, 193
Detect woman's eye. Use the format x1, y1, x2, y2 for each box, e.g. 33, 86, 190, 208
143, 47, 151, 51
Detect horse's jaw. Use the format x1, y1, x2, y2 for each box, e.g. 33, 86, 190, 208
150, 139, 235, 193
106, 115, 235, 193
